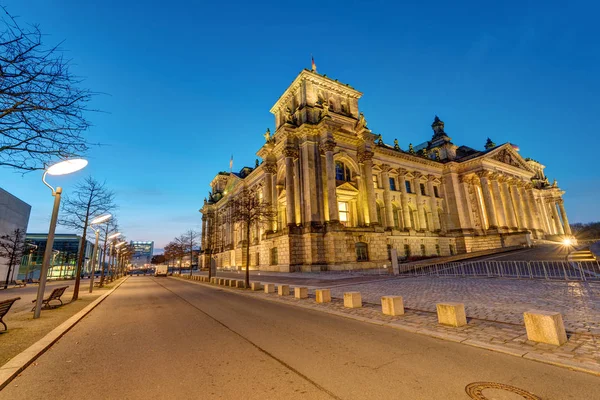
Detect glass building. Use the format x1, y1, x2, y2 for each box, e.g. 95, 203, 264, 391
19, 233, 98, 280
130, 241, 154, 267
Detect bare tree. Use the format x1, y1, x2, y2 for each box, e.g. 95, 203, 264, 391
229, 187, 276, 287
0, 228, 26, 288
58, 176, 116, 300
178, 230, 200, 277
99, 217, 119, 287
0, 7, 95, 172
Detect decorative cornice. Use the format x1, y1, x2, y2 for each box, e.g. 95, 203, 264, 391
263, 163, 277, 174
358, 151, 374, 163
320, 139, 337, 153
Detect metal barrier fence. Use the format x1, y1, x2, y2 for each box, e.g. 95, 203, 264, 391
400, 260, 600, 281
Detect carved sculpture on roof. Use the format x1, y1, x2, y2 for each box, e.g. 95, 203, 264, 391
485, 138, 496, 150
263, 128, 271, 142
285, 107, 294, 124
432, 115, 445, 138
408, 143, 415, 154
357, 112, 368, 129
255, 159, 259, 168
393, 139, 400, 150
376, 134, 384, 146
491, 148, 530, 170
421, 148, 429, 157
321, 99, 329, 118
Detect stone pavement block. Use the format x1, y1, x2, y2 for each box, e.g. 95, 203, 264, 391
210, 277, 217, 284
236, 280, 246, 289
278, 285, 290, 296
524, 310, 567, 346
250, 282, 262, 291
218, 278, 225, 285
229, 280, 237, 287
316, 289, 331, 303
294, 287, 308, 299
344, 292, 362, 308
381, 296, 404, 316
436, 303, 467, 327
264, 283, 275, 293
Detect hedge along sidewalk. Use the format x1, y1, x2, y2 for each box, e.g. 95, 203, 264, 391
173, 275, 600, 377
0, 277, 129, 390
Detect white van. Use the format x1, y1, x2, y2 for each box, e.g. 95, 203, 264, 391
155, 265, 168, 277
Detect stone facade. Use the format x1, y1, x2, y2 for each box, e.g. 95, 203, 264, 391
0, 188, 31, 281
200, 67, 571, 272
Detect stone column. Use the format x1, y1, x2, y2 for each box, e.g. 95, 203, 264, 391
524, 184, 540, 231
300, 136, 321, 225
284, 147, 297, 227
489, 174, 507, 228
459, 175, 477, 229
427, 175, 441, 231
263, 163, 277, 232
499, 177, 518, 229
414, 173, 427, 231
381, 164, 395, 229
294, 155, 302, 225
538, 198, 551, 234
550, 200, 564, 235
558, 199, 571, 235
509, 179, 526, 229
321, 140, 339, 223
398, 169, 410, 230
517, 184, 534, 231
359, 151, 378, 225
201, 215, 207, 249
477, 171, 498, 229
355, 174, 365, 226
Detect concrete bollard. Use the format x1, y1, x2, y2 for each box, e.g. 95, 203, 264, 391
524, 310, 568, 346
218, 278, 225, 285
278, 285, 290, 296
236, 280, 247, 289
250, 282, 262, 291
211, 277, 217, 284
436, 303, 467, 327
229, 280, 237, 287
294, 287, 308, 299
344, 292, 362, 308
264, 283, 275, 294
381, 296, 404, 316
315, 289, 331, 303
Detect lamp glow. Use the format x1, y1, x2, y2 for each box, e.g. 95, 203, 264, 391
46, 159, 88, 176
563, 238, 572, 246
115, 242, 127, 248
108, 232, 121, 240
91, 214, 112, 225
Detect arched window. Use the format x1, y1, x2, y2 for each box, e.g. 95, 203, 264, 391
355, 242, 369, 261
335, 161, 352, 182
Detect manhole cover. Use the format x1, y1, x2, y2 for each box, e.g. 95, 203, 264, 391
465, 382, 541, 400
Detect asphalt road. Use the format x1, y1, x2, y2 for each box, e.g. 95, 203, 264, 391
2, 277, 598, 400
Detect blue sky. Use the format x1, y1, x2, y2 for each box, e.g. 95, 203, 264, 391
1, 0, 598, 250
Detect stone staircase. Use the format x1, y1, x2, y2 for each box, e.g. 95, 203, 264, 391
570, 249, 597, 262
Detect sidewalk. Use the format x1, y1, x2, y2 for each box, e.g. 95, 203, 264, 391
175, 275, 600, 376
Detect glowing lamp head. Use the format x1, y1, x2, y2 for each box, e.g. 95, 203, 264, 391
108, 232, 122, 240
46, 159, 88, 176
563, 238, 572, 246
115, 241, 127, 248
91, 214, 112, 225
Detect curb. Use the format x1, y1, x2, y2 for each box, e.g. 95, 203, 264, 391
173, 275, 600, 377
0, 277, 128, 390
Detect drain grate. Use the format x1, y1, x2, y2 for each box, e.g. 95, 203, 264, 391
465, 382, 541, 400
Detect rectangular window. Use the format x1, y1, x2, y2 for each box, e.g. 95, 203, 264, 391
338, 201, 349, 225
255, 252, 260, 266
389, 178, 396, 191
434, 186, 440, 198
270, 248, 278, 265
372, 175, 379, 189
356, 242, 369, 261
420, 183, 426, 195
405, 181, 412, 193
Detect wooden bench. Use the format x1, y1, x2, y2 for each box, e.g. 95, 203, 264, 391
0, 297, 20, 331
14, 279, 26, 287
31, 286, 69, 310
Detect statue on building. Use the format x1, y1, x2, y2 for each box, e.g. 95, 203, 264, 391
377, 134, 384, 145
357, 112, 368, 129
394, 139, 400, 150
285, 107, 294, 124
485, 138, 496, 150
408, 143, 415, 154
263, 128, 271, 142
321, 99, 329, 118
255, 159, 259, 168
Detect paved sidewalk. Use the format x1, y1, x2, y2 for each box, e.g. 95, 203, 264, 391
175, 275, 600, 376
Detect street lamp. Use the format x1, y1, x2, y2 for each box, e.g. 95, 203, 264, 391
107, 234, 122, 282
115, 241, 127, 278
89, 214, 112, 293
34, 158, 88, 319
23, 243, 38, 286
563, 237, 573, 262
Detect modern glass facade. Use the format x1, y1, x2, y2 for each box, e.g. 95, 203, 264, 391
131, 241, 154, 267
18, 233, 98, 280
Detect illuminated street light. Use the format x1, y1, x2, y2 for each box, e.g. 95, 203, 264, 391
34, 159, 88, 319
89, 214, 112, 293
108, 232, 122, 240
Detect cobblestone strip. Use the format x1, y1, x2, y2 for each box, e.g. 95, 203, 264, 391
174, 276, 600, 376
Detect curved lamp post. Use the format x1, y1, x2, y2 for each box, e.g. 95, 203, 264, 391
107, 233, 121, 282
88, 214, 112, 293
115, 241, 127, 279
34, 159, 88, 319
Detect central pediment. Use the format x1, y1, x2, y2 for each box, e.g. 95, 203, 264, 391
485, 145, 534, 173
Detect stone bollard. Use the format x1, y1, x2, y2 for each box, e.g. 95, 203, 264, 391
344, 292, 362, 308
523, 310, 568, 346
218, 278, 225, 285
229, 280, 237, 287
211, 277, 217, 284
236, 280, 247, 289
315, 289, 331, 303
278, 285, 290, 296
294, 287, 308, 299
381, 296, 404, 316
264, 283, 275, 294
250, 282, 262, 291
436, 303, 467, 327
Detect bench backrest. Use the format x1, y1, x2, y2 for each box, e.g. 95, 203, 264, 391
49, 286, 68, 299
0, 298, 21, 316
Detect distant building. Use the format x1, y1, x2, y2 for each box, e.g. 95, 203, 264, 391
130, 241, 154, 267
0, 188, 31, 282
19, 233, 96, 280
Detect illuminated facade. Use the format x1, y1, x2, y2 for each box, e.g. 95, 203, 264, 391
200, 67, 571, 272
130, 241, 154, 267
